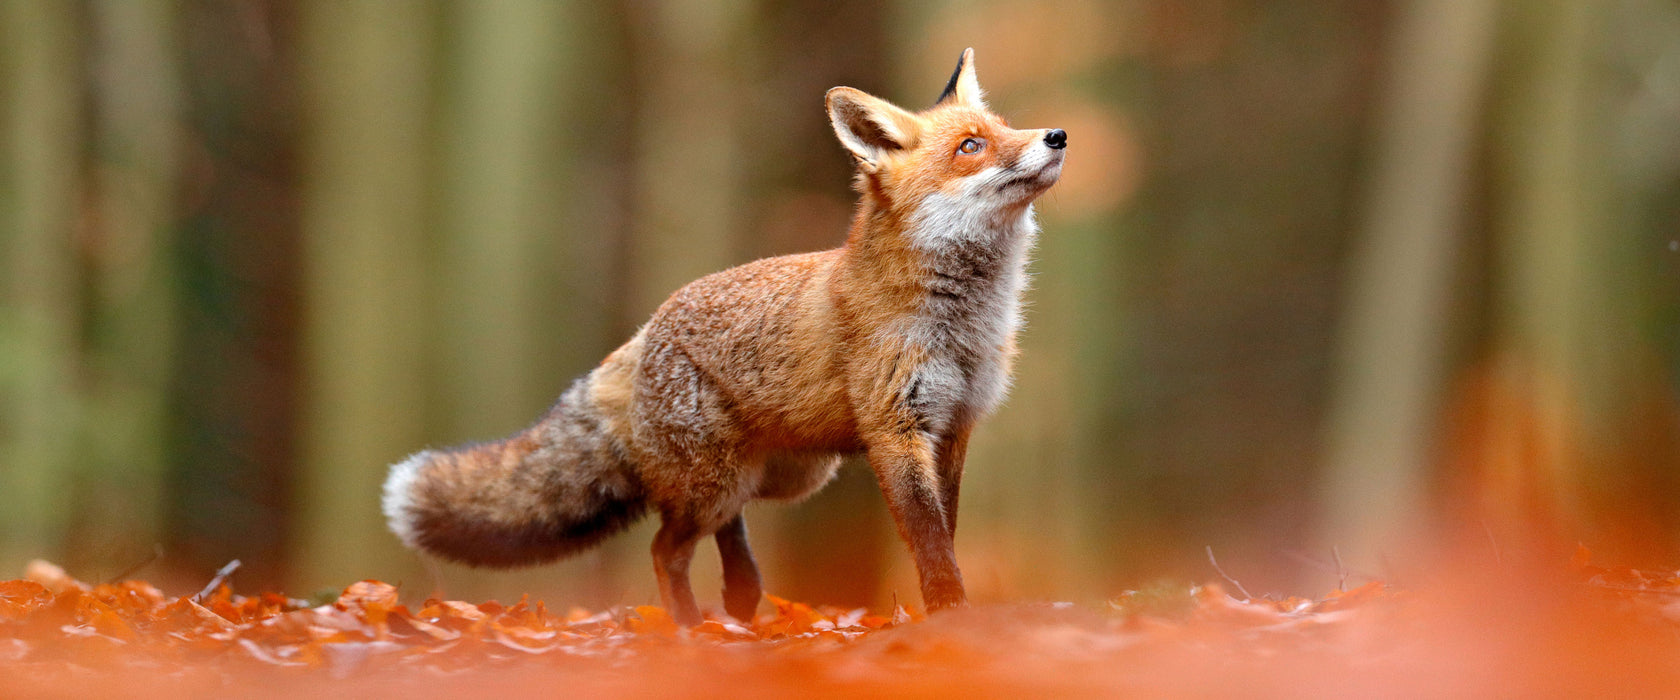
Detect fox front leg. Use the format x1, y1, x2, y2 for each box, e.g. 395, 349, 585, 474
866, 432, 966, 611
936, 427, 972, 536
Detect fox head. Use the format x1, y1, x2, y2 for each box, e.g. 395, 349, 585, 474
826, 48, 1066, 220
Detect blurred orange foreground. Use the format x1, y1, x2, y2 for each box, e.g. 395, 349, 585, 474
3, 547, 1680, 699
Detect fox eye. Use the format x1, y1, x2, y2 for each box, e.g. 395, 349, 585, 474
957, 138, 985, 155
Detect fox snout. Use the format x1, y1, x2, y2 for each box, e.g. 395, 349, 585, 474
1020, 128, 1067, 183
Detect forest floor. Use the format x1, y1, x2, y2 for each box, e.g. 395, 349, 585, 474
3, 550, 1679, 698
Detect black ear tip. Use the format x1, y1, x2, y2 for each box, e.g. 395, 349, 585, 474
936, 49, 970, 106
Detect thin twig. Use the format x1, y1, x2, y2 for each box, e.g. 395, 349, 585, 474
1333, 546, 1348, 592
890, 591, 911, 625
1205, 546, 1254, 602
1378, 552, 1402, 589
106, 544, 164, 584
1482, 520, 1503, 565
193, 559, 242, 604
422, 556, 446, 603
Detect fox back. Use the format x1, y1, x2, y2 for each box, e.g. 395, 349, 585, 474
382, 48, 1066, 625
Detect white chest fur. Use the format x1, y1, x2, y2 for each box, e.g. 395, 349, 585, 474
901, 189, 1038, 431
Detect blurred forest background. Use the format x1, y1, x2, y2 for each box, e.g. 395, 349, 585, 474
3, 0, 1679, 609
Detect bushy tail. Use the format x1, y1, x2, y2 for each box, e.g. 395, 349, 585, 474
381, 379, 645, 568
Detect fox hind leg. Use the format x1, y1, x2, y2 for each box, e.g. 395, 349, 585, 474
652, 501, 751, 626
715, 513, 762, 622
651, 511, 707, 626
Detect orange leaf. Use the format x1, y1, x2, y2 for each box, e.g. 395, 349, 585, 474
0, 580, 51, 621
394, 614, 461, 642
763, 594, 829, 636
1316, 581, 1386, 612
628, 606, 679, 636
1193, 584, 1285, 627
336, 580, 399, 612
437, 600, 487, 622
157, 597, 238, 634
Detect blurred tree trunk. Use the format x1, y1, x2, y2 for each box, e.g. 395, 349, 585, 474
0, 0, 82, 576
292, 0, 434, 592
168, 0, 302, 589
63, 0, 183, 579
429, 0, 571, 447
1588, 1, 1680, 553
543, 5, 639, 379
1454, 0, 1611, 553
421, 0, 623, 605
620, 1, 749, 319
1320, 0, 1498, 566
1097, 3, 1389, 592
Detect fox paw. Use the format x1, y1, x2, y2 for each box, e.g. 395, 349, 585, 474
722, 585, 762, 622
922, 577, 968, 611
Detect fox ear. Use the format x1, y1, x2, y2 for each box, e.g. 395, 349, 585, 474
934, 47, 985, 109
826, 87, 920, 169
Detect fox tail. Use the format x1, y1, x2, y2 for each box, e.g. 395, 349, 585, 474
380, 378, 645, 567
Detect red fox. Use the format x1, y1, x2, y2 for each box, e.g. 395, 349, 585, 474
383, 48, 1066, 625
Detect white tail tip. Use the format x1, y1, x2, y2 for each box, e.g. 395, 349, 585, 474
382, 450, 434, 551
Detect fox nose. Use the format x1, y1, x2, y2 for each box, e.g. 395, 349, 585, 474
1044, 129, 1067, 149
